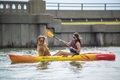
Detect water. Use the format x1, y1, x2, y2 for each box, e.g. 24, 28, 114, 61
0, 47, 120, 80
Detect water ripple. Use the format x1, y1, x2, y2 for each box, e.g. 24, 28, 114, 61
0, 47, 120, 80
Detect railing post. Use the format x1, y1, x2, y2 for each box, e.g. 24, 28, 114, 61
81, 4, 83, 10
104, 3, 106, 10
58, 3, 60, 10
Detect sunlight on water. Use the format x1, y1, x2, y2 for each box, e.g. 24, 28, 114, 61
0, 47, 120, 80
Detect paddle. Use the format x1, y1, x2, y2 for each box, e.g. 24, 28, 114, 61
46, 29, 70, 46
46, 29, 60, 41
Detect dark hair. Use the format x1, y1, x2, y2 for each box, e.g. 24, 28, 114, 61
73, 32, 81, 45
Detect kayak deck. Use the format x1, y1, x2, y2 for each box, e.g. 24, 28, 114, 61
9, 52, 115, 64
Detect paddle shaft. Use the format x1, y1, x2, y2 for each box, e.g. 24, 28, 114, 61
54, 36, 60, 41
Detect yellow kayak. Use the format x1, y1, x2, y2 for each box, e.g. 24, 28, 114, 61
9, 52, 115, 64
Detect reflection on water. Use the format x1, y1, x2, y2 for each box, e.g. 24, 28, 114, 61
69, 61, 85, 68
0, 47, 120, 80
37, 61, 84, 70
37, 61, 50, 70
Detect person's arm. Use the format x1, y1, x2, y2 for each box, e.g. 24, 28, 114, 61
59, 39, 70, 46
76, 42, 81, 53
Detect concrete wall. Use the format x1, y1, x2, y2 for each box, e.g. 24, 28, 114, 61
0, 25, 2, 47
45, 10, 120, 47
0, 14, 54, 48
0, 0, 57, 48
46, 10, 120, 19
47, 24, 120, 47
0, 24, 39, 48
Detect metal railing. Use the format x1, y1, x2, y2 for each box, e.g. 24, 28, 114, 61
1, 1, 120, 14
0, 1, 30, 14
46, 3, 120, 10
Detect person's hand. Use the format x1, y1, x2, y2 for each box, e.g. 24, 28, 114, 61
59, 39, 62, 42
70, 47, 77, 52
70, 47, 74, 50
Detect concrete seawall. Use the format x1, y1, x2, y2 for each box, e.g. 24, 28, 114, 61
47, 24, 120, 47
46, 10, 120, 47
1, 13, 120, 47
0, 14, 53, 48
46, 10, 120, 19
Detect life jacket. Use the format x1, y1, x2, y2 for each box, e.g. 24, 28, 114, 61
70, 40, 78, 54
70, 40, 81, 55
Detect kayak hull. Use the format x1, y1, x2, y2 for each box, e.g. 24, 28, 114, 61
9, 52, 115, 64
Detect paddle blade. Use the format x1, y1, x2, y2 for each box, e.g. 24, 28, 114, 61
46, 29, 54, 38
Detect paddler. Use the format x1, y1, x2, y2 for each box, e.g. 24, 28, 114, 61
53, 32, 82, 56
